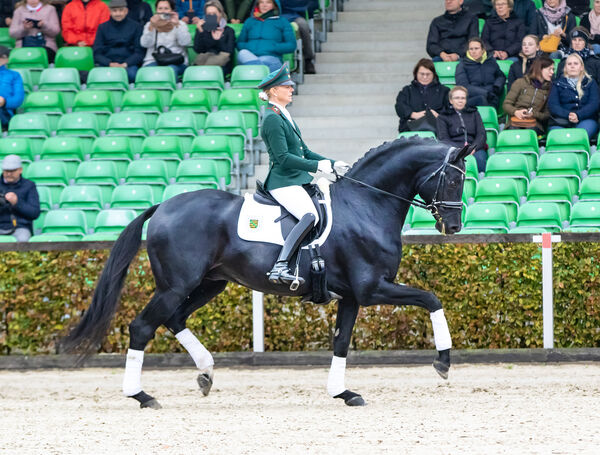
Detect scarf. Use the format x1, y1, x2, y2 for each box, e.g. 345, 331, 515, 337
565, 46, 592, 60
466, 50, 488, 63
540, 0, 570, 25
252, 6, 277, 21
566, 76, 579, 89
588, 10, 600, 36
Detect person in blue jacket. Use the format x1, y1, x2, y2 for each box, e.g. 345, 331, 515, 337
548, 52, 600, 138
237, 0, 296, 72
178, 0, 206, 24
0, 47, 25, 131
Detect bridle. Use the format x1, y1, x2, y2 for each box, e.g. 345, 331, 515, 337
336, 147, 466, 217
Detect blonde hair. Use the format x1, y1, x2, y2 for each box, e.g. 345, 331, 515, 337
563, 53, 591, 98
449, 85, 468, 99
493, 0, 514, 8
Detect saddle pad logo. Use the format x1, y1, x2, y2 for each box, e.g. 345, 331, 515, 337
249, 219, 259, 229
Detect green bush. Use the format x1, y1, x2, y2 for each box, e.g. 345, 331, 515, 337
0, 242, 599, 355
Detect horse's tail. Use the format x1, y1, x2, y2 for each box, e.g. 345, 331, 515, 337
62, 204, 160, 358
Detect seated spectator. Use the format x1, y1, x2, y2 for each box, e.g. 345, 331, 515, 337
178, 0, 205, 24
437, 85, 488, 172
533, 0, 576, 55
548, 53, 599, 138
0, 46, 24, 130
127, 0, 153, 26
9, 0, 60, 63
93, 0, 144, 83
236, 0, 296, 72
555, 28, 600, 82
0, 1, 17, 27
508, 34, 542, 90
0, 155, 40, 242
280, 0, 318, 74
579, 0, 600, 55
395, 58, 450, 134
455, 37, 506, 108
426, 0, 479, 62
224, 0, 253, 23
513, 0, 537, 34
463, 0, 492, 18
482, 0, 526, 61
503, 55, 554, 135
61, 0, 110, 47
140, 0, 191, 78
192, 0, 235, 74
566, 0, 590, 17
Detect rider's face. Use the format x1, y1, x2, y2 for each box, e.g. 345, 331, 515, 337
272, 85, 294, 106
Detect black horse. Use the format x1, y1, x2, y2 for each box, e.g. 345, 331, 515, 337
64, 137, 469, 408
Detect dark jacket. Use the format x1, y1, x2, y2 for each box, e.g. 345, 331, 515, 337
579, 13, 600, 45
482, 11, 526, 58
127, 0, 153, 26
507, 51, 543, 90
556, 53, 600, 83
0, 177, 40, 233
533, 8, 577, 49
566, 0, 590, 17
436, 104, 487, 150
93, 17, 144, 67
503, 76, 551, 131
513, 0, 537, 34
455, 54, 506, 99
394, 80, 450, 132
548, 75, 600, 121
426, 8, 479, 58
193, 26, 236, 73
280, 0, 319, 21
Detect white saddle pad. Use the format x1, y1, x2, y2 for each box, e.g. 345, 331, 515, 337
237, 178, 333, 247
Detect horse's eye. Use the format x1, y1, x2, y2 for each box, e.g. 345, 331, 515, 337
448, 180, 458, 189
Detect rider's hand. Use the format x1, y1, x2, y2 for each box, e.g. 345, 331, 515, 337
317, 160, 334, 174
334, 161, 350, 175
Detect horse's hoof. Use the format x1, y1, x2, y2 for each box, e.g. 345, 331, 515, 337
140, 398, 162, 409
197, 372, 213, 397
433, 359, 450, 380
334, 390, 366, 407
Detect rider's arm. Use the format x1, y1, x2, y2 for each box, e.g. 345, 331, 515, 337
263, 115, 320, 171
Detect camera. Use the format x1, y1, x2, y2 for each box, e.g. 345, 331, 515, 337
161, 13, 172, 20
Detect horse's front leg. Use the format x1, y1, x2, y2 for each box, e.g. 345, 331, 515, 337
328, 298, 365, 406
367, 279, 452, 379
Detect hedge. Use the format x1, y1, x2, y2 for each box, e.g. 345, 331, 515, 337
0, 242, 599, 355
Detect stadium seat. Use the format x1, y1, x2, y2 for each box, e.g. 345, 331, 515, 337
496, 59, 512, 78
25, 161, 70, 202
463, 202, 512, 232
406, 206, 437, 230
477, 106, 499, 149
86, 67, 129, 106
175, 159, 222, 189
0, 27, 15, 49
433, 61, 459, 87
38, 67, 81, 108
40, 137, 85, 178
230, 64, 269, 88
74, 160, 119, 202
72, 90, 115, 131
125, 160, 169, 200
28, 234, 73, 242
0, 137, 34, 163
110, 184, 155, 214
191, 135, 239, 188
526, 177, 574, 221
56, 113, 100, 151
485, 153, 532, 180
7, 47, 48, 86
217, 88, 262, 138
140, 136, 183, 177
94, 209, 137, 234
516, 202, 563, 231
465, 154, 479, 180
545, 128, 590, 167
59, 185, 105, 227
578, 175, 600, 201
42, 209, 88, 237
37, 185, 53, 211
162, 184, 210, 201
80, 232, 121, 241
474, 177, 523, 219
8, 113, 51, 149
169, 89, 213, 126
204, 111, 249, 161
134, 66, 176, 106
55, 46, 94, 71
22, 91, 66, 130
13, 68, 33, 93
397, 131, 436, 140
495, 129, 539, 171
536, 152, 583, 193
120, 89, 164, 129
182, 65, 225, 106
154, 111, 198, 150
105, 112, 149, 154
569, 201, 600, 228
89, 136, 134, 178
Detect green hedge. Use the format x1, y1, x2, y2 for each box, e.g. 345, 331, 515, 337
1, 242, 599, 355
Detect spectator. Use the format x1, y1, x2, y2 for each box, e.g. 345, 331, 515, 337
93, 0, 144, 83
555, 28, 600, 82
0, 0, 17, 27
0, 155, 40, 242
463, 0, 492, 18
503, 55, 554, 135
426, 0, 479, 62
513, 0, 537, 34
548, 52, 599, 138
508, 34, 542, 90
9, 0, 60, 63
579, 0, 600, 55
126, 0, 153, 26
395, 58, 450, 134
140, 0, 191, 78
192, 0, 235, 74
280, 0, 318, 74
455, 37, 506, 108
178, 0, 205, 24
0, 46, 24, 130
62, 0, 110, 47
437, 85, 488, 172
533, 0, 576, 54
482, 0, 526, 61
224, 0, 253, 23
236, 0, 296, 72
566, 0, 590, 17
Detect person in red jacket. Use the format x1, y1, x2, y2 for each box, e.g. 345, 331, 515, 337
61, 0, 110, 46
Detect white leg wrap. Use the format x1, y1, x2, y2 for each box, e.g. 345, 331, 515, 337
430, 309, 452, 351
175, 328, 214, 371
122, 349, 144, 397
327, 355, 347, 397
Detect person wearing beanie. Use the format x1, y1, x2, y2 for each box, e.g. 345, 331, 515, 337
0, 46, 24, 130
61, 0, 110, 46
580, 0, 600, 54
556, 27, 600, 82
192, 0, 235, 74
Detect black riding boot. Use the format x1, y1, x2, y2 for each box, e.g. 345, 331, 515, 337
268, 213, 316, 287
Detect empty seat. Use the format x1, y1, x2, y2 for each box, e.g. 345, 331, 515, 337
495, 129, 539, 170
578, 176, 600, 200
545, 128, 590, 165
89, 136, 134, 177
463, 202, 513, 232
56, 113, 100, 151
154, 111, 198, 150
12, 68, 32, 93
125, 160, 169, 201
536, 152, 583, 193
140, 136, 183, 177
24, 160, 69, 202
80, 232, 120, 241
8, 113, 51, 149
72, 90, 115, 131
175, 159, 222, 189
40, 137, 85, 178
496, 59, 512, 78
433, 61, 459, 86
29, 234, 73, 242
474, 177, 523, 219
162, 184, 209, 201
0, 27, 15, 49
485, 153, 532, 181
0, 137, 33, 163
569, 201, 600, 228
105, 112, 149, 154
230, 64, 269, 88
55, 46, 94, 71
38, 67, 81, 107
217, 88, 262, 138
191, 135, 238, 187
22, 91, 66, 131
134, 66, 176, 105
406, 206, 437, 230
110, 184, 155, 213
204, 111, 248, 162
121, 89, 164, 129
182, 65, 225, 106
169, 89, 213, 126
477, 106, 499, 149
526, 177, 574, 220
37, 185, 53, 211
516, 202, 563, 231
86, 67, 129, 106
7, 47, 48, 86
42, 209, 88, 237
75, 160, 119, 202
59, 185, 105, 227
94, 209, 137, 234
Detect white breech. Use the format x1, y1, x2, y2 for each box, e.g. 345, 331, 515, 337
430, 309, 452, 351
175, 328, 214, 372
327, 355, 347, 397
269, 185, 319, 224
122, 348, 144, 396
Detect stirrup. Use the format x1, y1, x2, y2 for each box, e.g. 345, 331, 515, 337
267, 261, 305, 288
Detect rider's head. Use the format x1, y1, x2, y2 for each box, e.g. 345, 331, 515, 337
258, 63, 296, 106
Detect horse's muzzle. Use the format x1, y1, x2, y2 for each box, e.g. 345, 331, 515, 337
435, 219, 461, 235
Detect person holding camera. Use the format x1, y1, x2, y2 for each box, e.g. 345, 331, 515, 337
61, 0, 110, 47
0, 155, 40, 242
9, 0, 60, 63
140, 0, 191, 78
0, 46, 25, 130
192, 0, 235, 74
178, 0, 205, 24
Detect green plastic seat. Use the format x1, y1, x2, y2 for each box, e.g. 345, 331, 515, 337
536, 152, 583, 193
588, 152, 600, 175
578, 175, 600, 200
13, 68, 33, 93
407, 206, 437, 229
37, 186, 53, 211
110, 184, 155, 214
162, 184, 209, 201
154, 111, 198, 150
86, 67, 129, 106
72, 90, 115, 131
75, 160, 119, 202
56, 113, 100, 152
474, 177, 522, 220
38, 68, 81, 103
465, 154, 479, 180
433, 61, 459, 87
8, 113, 51, 149
477, 106, 499, 148
526, 177, 574, 220
25, 160, 69, 202
22, 91, 66, 131
204, 111, 248, 162
495, 129, 539, 170
121, 89, 164, 129
0, 27, 15, 49
94, 209, 137, 234
28, 234, 73, 242
40, 137, 85, 178
569, 201, 600, 228
175, 159, 222, 189
0, 235, 16, 242
59, 185, 105, 227
218, 88, 262, 138
42, 209, 88, 237
230, 64, 269, 88
7, 47, 48, 86
463, 202, 512, 232
105, 112, 149, 154
55, 46, 94, 71
125, 159, 169, 201
0, 137, 33, 163
190, 135, 239, 187
80, 232, 120, 241
169, 89, 213, 126
516, 202, 563, 231
545, 128, 590, 166
485, 153, 532, 181
227, 23, 243, 38
89, 136, 134, 177
182, 65, 225, 106
496, 59, 513, 78
134, 66, 176, 106
140, 136, 183, 177
397, 131, 437, 140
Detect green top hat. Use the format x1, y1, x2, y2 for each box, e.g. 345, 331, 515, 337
257, 63, 295, 90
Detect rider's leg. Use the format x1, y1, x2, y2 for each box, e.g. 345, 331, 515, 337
268, 185, 319, 285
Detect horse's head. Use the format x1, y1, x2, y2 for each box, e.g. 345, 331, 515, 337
416, 144, 470, 235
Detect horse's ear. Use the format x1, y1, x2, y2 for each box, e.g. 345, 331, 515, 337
451, 145, 472, 163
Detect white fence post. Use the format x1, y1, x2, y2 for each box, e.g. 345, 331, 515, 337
533, 233, 561, 349
252, 291, 264, 352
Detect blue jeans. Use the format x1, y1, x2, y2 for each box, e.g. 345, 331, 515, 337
145, 61, 187, 79
237, 49, 282, 72
125, 65, 139, 83
473, 149, 488, 173
0, 107, 12, 129
549, 119, 599, 140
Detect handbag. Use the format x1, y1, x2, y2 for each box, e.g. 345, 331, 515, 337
22, 33, 46, 48
406, 110, 437, 133
152, 30, 184, 66
510, 87, 538, 128
539, 23, 566, 53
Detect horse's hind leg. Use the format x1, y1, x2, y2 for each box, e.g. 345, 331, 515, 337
164, 280, 228, 397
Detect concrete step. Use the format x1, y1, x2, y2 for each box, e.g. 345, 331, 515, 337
322, 40, 424, 53
345, 0, 439, 11
298, 82, 402, 95
301, 126, 397, 139
315, 61, 413, 74
291, 94, 392, 107
316, 51, 424, 63
295, 115, 397, 130
333, 20, 431, 32
303, 72, 412, 84
327, 32, 416, 42
338, 10, 437, 21
290, 104, 396, 116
